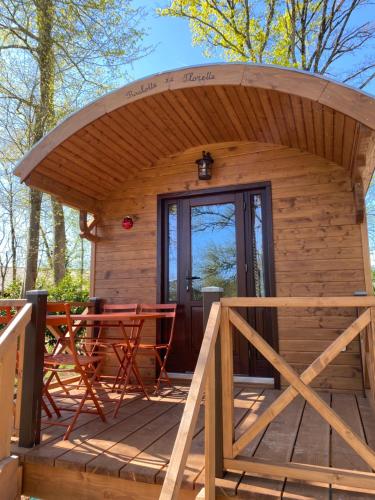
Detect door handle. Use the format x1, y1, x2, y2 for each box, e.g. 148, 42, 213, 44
185, 276, 201, 292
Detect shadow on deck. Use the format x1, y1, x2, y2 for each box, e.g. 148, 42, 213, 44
11, 384, 375, 499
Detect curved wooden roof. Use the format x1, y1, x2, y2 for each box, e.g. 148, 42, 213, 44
14, 64, 375, 212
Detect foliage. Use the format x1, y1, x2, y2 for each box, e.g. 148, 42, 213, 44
36, 272, 90, 303
2, 278, 23, 298
159, 0, 375, 88
0, 0, 151, 292
0, 272, 89, 302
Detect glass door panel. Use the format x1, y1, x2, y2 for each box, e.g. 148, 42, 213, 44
190, 203, 237, 301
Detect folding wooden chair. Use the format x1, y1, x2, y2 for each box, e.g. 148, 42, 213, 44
45, 301, 89, 396
137, 304, 177, 393
43, 304, 106, 440
83, 303, 139, 389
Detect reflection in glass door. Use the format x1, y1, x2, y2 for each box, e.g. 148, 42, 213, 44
190, 203, 237, 300
160, 185, 277, 378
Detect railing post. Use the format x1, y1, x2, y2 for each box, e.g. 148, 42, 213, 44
19, 290, 48, 448
202, 286, 224, 479
354, 290, 368, 397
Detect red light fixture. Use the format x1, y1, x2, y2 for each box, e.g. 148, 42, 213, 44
122, 216, 134, 230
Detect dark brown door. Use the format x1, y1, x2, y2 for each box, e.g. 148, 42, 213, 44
159, 184, 277, 377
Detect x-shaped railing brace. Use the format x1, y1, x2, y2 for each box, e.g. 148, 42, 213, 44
228, 307, 375, 469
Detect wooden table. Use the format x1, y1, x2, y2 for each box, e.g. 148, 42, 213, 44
46, 312, 170, 400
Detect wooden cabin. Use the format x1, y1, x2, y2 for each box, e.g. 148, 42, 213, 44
15, 63, 375, 390
5, 63, 375, 499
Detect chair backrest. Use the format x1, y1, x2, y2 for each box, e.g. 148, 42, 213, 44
102, 303, 138, 313
64, 303, 82, 365
47, 302, 68, 314
139, 304, 177, 346
102, 303, 139, 339
47, 301, 91, 314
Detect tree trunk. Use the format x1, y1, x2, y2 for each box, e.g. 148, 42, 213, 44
8, 178, 17, 283
23, 188, 43, 295
23, 0, 56, 294
52, 197, 66, 283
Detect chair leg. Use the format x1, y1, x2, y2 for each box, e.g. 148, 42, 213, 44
112, 345, 127, 391
63, 365, 106, 440
131, 359, 150, 401
113, 354, 133, 417
84, 363, 106, 421
63, 387, 88, 440
44, 388, 62, 417
43, 372, 62, 417
55, 373, 70, 395
41, 397, 53, 418
155, 348, 172, 392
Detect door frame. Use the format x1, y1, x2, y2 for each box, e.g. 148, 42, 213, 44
156, 181, 279, 386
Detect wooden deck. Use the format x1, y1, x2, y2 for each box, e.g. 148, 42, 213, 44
12, 383, 375, 499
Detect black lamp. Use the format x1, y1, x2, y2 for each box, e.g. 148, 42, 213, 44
196, 151, 214, 180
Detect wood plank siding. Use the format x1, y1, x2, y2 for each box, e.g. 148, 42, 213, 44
92, 141, 366, 391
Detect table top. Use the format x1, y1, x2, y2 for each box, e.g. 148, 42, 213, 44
46, 312, 169, 326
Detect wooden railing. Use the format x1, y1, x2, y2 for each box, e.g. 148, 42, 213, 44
160, 301, 221, 499
160, 296, 375, 499
0, 302, 32, 499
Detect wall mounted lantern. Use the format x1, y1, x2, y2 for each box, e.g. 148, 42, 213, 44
196, 151, 214, 180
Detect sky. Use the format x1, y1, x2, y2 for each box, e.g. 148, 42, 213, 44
130, 1, 219, 81
130, 1, 375, 96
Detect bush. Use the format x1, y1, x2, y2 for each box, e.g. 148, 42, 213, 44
2, 279, 23, 298
37, 272, 90, 303
38, 273, 90, 349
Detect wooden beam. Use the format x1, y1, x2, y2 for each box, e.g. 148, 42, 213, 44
25, 172, 99, 213
220, 306, 234, 460
361, 215, 373, 295
351, 125, 375, 193
231, 308, 371, 457
0, 338, 18, 460
204, 352, 216, 500
159, 302, 221, 500
0, 303, 32, 359
22, 462, 198, 500
221, 296, 375, 308
0, 299, 26, 308
229, 308, 375, 469
0, 456, 20, 500
19, 291, 47, 448
224, 457, 375, 491
202, 288, 224, 479
79, 210, 101, 242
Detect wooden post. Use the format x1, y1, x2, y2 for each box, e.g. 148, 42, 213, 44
202, 286, 224, 479
354, 290, 367, 397
19, 290, 47, 448
90, 296, 102, 339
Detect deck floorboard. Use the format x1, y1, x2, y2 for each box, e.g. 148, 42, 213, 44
12, 384, 375, 499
